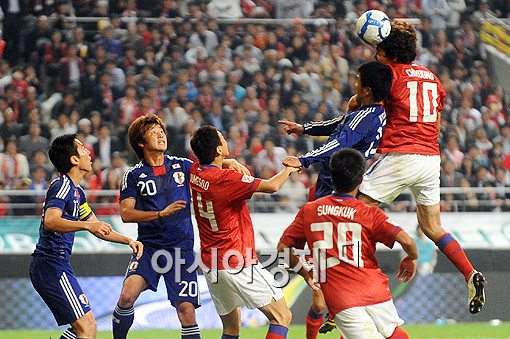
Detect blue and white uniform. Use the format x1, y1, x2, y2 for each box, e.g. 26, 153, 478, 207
299, 104, 387, 199
120, 155, 199, 307
30, 174, 93, 325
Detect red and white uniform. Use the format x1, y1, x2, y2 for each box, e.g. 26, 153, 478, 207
189, 163, 283, 315
280, 194, 404, 338
360, 62, 445, 205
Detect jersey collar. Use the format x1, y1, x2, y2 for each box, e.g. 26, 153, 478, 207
332, 192, 355, 199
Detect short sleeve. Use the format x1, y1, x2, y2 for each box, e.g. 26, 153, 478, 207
120, 169, 138, 201
182, 157, 193, 174
372, 208, 402, 248
279, 208, 307, 249
223, 170, 262, 202
78, 187, 92, 221
45, 178, 69, 211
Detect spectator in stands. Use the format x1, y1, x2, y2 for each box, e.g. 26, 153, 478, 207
0, 139, 30, 189
93, 125, 121, 169
18, 123, 49, 160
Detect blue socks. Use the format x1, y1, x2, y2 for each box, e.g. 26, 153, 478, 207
221, 335, 239, 339
112, 304, 134, 339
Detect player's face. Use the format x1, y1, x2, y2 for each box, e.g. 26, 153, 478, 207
217, 131, 230, 157
74, 139, 92, 172
143, 124, 167, 153
375, 47, 390, 65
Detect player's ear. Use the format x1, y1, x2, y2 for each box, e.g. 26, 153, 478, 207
70, 154, 80, 166
216, 145, 223, 157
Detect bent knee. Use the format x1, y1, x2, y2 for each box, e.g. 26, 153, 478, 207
118, 290, 138, 308
272, 306, 292, 326
73, 313, 97, 337
177, 302, 197, 324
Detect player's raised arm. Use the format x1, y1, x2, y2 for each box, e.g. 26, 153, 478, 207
257, 156, 301, 193
278, 115, 345, 137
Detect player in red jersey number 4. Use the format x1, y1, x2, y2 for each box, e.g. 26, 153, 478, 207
189, 126, 301, 339
279, 148, 417, 339
357, 21, 486, 313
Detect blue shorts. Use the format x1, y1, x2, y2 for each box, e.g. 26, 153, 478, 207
29, 256, 91, 326
125, 246, 200, 308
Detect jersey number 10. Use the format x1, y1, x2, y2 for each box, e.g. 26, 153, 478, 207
407, 81, 439, 123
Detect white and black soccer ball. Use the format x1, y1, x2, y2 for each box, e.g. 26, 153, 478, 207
355, 10, 391, 46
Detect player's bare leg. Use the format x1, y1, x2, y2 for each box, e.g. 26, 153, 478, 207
219, 307, 241, 338
416, 204, 486, 313
113, 275, 147, 339
306, 289, 333, 338
176, 301, 201, 338
68, 311, 97, 339
259, 297, 292, 338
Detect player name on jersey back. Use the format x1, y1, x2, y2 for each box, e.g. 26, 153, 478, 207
190, 173, 210, 191
317, 205, 356, 219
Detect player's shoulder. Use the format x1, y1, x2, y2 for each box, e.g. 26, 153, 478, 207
165, 154, 193, 166
47, 175, 72, 199
121, 162, 144, 188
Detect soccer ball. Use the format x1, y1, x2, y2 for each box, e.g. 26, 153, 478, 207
355, 10, 391, 46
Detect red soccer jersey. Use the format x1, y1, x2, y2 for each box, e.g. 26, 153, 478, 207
280, 194, 402, 315
378, 63, 446, 155
190, 163, 262, 270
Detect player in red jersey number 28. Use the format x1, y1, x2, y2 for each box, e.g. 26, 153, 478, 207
357, 21, 486, 314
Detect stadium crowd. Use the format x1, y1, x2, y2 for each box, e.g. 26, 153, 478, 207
0, 0, 509, 214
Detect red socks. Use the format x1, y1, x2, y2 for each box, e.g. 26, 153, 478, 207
436, 233, 474, 281
387, 326, 409, 339
266, 324, 288, 339
305, 309, 323, 339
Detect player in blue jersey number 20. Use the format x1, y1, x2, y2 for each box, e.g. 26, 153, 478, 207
30, 134, 143, 339
112, 115, 250, 339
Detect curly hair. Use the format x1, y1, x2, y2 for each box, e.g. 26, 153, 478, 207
377, 21, 417, 64
128, 114, 166, 160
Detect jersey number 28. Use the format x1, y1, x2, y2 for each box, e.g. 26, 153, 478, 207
407, 81, 439, 123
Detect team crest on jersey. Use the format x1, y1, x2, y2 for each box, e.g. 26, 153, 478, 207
241, 174, 255, 183
79, 293, 89, 306
128, 261, 139, 271
173, 171, 185, 185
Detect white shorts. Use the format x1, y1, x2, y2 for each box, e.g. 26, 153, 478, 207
359, 153, 440, 206
204, 263, 284, 316
334, 300, 404, 339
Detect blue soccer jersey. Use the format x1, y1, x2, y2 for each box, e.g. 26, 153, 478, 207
30, 174, 93, 325
120, 155, 194, 250
33, 174, 93, 262
299, 104, 386, 199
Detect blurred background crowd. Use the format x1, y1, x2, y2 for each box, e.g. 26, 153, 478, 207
0, 0, 509, 215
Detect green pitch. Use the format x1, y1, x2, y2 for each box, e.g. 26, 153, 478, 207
1, 323, 509, 339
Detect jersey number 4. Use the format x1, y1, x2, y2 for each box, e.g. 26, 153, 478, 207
407, 81, 439, 123
196, 192, 218, 231
311, 222, 364, 268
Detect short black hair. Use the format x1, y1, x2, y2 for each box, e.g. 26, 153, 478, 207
377, 21, 417, 64
48, 134, 79, 174
329, 148, 366, 193
190, 126, 221, 165
358, 62, 392, 102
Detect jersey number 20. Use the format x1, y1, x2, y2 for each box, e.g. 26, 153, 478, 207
407, 81, 439, 123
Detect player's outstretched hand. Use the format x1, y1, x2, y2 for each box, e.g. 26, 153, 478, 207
283, 156, 302, 171
278, 120, 305, 135
225, 159, 251, 175
347, 94, 360, 112
88, 221, 112, 238
397, 256, 417, 282
129, 240, 144, 260
160, 200, 186, 218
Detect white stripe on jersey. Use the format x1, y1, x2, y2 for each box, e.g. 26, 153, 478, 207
60, 272, 84, 319
304, 115, 344, 130
122, 162, 143, 190
165, 154, 193, 165
56, 176, 69, 199
61, 329, 76, 339
349, 107, 374, 130
303, 139, 340, 158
